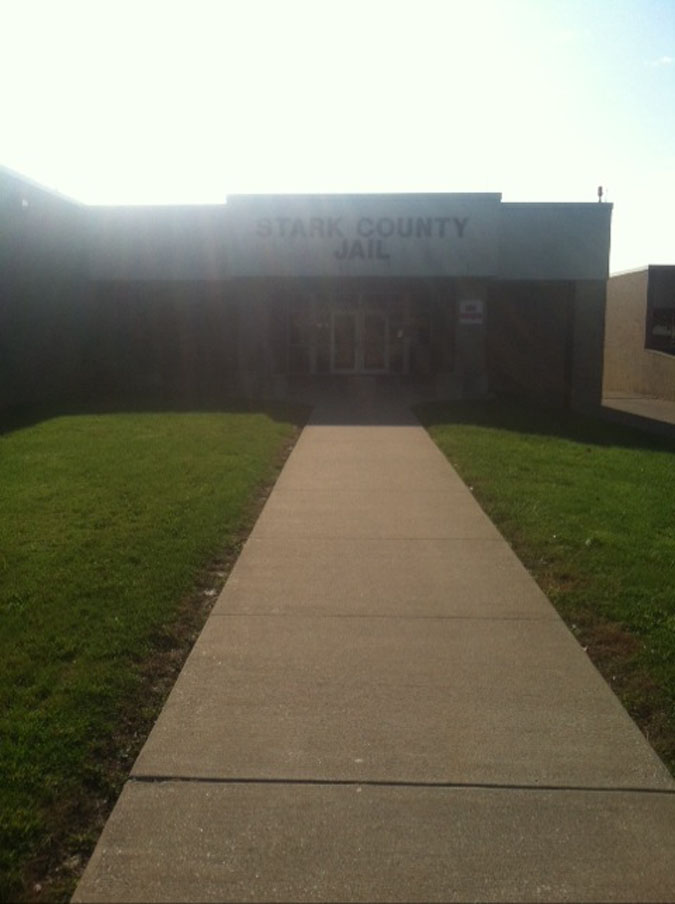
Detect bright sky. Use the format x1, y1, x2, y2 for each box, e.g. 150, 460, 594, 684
2, 0, 674, 273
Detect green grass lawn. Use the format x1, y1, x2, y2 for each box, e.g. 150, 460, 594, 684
0, 404, 305, 902
417, 399, 675, 777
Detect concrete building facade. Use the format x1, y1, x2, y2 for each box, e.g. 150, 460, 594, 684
1, 168, 613, 411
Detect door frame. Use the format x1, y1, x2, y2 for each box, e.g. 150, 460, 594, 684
330, 301, 390, 374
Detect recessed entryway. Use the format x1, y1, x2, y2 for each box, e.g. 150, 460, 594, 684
286, 292, 436, 377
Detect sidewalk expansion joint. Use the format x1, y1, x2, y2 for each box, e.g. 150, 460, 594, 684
253, 535, 504, 541
209, 613, 558, 621
128, 775, 675, 795
247, 536, 508, 543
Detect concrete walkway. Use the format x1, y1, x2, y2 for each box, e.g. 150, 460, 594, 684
74, 398, 675, 903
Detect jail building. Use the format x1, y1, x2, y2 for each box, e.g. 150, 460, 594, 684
1, 169, 613, 410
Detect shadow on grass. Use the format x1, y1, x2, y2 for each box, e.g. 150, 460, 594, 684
4, 391, 675, 453
415, 396, 675, 455
0, 394, 311, 437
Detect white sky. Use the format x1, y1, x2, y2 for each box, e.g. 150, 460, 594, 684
2, 0, 674, 272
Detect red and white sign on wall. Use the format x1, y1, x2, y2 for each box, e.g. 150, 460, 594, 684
458, 299, 484, 324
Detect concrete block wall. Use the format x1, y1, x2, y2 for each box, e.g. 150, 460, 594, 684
604, 269, 675, 401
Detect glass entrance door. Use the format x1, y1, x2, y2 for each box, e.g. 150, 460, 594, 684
330, 308, 389, 374
331, 311, 358, 372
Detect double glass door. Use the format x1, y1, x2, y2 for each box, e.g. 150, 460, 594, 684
332, 309, 388, 373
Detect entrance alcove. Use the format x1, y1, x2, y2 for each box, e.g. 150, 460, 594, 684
276, 289, 451, 380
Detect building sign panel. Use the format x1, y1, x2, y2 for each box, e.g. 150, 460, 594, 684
225, 194, 501, 279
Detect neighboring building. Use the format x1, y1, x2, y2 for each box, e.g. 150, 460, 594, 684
604, 266, 675, 402
1, 167, 613, 411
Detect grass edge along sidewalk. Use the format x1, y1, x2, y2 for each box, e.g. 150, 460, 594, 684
416, 399, 675, 780
0, 403, 307, 903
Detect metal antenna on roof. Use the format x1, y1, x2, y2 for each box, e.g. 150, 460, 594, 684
597, 185, 604, 203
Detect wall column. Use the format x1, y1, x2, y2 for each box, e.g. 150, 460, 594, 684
570, 280, 607, 411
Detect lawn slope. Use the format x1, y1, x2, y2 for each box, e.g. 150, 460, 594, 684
0, 407, 303, 901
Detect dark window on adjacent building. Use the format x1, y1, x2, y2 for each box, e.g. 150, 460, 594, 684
649, 308, 675, 352
645, 267, 675, 355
